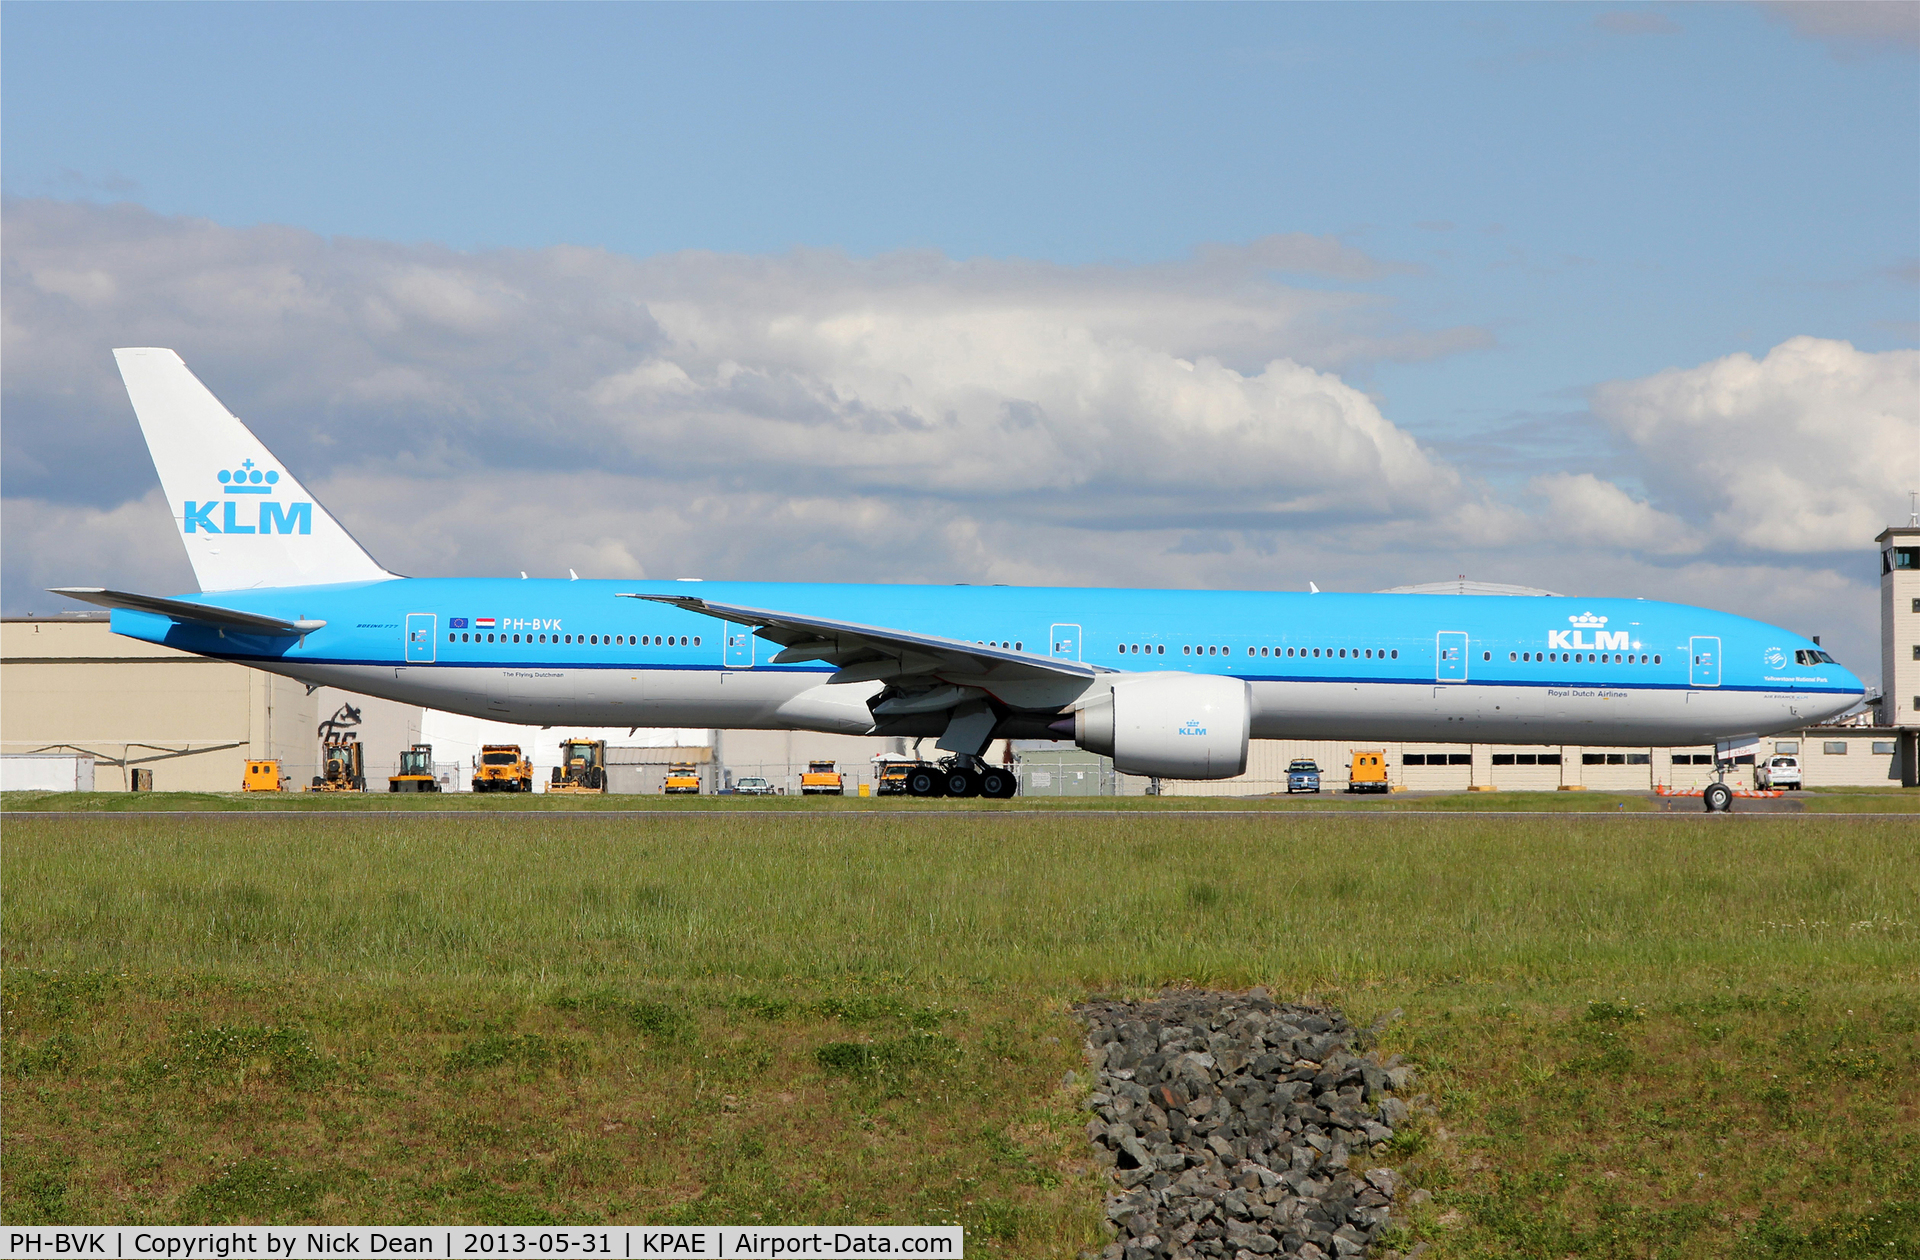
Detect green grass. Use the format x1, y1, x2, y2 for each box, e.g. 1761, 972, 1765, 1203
8, 786, 1918, 812
4, 811, 1916, 1257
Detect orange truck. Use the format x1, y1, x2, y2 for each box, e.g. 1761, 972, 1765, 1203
799, 760, 845, 795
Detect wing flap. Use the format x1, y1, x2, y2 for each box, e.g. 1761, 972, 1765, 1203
51, 587, 325, 636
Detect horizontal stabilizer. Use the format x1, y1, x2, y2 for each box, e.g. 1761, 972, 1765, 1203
50, 587, 325, 636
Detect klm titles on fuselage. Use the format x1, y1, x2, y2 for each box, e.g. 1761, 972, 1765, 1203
182, 460, 311, 535
1546, 613, 1635, 653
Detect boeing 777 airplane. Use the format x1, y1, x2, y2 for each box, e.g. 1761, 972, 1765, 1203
54, 349, 1864, 807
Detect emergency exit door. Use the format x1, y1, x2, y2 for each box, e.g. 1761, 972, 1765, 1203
1049, 624, 1081, 660
1436, 631, 1468, 682
405, 613, 437, 663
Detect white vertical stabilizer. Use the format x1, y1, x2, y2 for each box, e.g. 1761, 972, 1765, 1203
113, 348, 396, 591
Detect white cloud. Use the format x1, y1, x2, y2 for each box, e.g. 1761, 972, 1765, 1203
1757, 1, 1920, 53
1591, 336, 1920, 553
1528, 472, 1702, 555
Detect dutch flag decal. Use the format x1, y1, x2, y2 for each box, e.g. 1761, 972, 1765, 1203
475, 617, 496, 629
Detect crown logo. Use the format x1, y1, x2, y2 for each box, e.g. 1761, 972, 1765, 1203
219, 457, 280, 494
1568, 612, 1607, 628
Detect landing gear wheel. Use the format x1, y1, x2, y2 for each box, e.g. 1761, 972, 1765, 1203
1703, 782, 1733, 813
945, 768, 982, 798
906, 767, 944, 797
978, 768, 1016, 799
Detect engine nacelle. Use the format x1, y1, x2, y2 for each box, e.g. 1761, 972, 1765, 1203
1074, 672, 1250, 779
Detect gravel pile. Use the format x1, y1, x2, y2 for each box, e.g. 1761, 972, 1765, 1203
1078, 990, 1424, 1260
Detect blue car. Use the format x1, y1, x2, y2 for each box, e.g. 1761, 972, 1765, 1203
1286, 759, 1322, 793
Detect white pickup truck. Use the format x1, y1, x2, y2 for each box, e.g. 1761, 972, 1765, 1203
1755, 755, 1802, 790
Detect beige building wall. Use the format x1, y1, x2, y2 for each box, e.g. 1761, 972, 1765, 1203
2, 616, 420, 792
715, 728, 916, 794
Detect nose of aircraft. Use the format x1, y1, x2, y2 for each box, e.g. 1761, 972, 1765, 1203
1813, 659, 1868, 723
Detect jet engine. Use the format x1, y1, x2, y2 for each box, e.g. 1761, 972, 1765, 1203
1072, 672, 1250, 779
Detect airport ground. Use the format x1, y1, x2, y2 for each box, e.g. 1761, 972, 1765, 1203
3, 802, 1915, 1258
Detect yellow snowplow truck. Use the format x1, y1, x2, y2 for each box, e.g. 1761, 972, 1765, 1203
549, 738, 607, 793
800, 760, 846, 795
310, 738, 366, 791
663, 762, 702, 794
389, 744, 441, 792
472, 744, 533, 793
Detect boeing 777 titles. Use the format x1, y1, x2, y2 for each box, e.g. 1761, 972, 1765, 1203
53, 349, 1864, 806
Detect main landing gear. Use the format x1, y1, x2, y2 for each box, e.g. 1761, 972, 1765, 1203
905, 756, 1018, 799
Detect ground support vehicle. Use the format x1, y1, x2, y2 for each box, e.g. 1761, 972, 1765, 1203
897, 756, 1018, 799
549, 738, 607, 793
872, 757, 919, 795
1286, 759, 1322, 794
664, 762, 702, 794
732, 775, 773, 796
800, 760, 846, 795
1755, 755, 1801, 790
389, 744, 441, 792
242, 759, 286, 791
1346, 750, 1391, 793
472, 744, 533, 793
310, 738, 366, 791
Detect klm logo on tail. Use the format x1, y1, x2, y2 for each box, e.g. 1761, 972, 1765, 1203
183, 458, 311, 535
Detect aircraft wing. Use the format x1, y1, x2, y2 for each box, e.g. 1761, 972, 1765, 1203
619, 592, 1102, 686
50, 587, 326, 636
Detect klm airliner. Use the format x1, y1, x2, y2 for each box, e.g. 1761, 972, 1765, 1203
55, 349, 1863, 807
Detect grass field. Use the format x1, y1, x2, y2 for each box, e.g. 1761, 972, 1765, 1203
4, 805, 1916, 1257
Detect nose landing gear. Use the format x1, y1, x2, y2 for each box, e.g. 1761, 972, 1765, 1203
1703, 781, 1733, 813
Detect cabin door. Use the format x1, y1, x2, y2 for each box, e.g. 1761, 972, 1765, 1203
1049, 624, 1081, 661
1689, 636, 1721, 687
405, 613, 437, 663
724, 624, 756, 668
1435, 631, 1468, 682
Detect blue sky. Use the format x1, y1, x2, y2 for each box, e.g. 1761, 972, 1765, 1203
7, 3, 1914, 422
3, 2, 1916, 682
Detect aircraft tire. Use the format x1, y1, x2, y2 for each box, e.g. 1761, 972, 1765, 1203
979, 768, 1016, 799
906, 767, 944, 797
1703, 782, 1733, 813
945, 768, 982, 798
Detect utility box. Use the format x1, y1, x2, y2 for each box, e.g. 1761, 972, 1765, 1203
1, 753, 97, 792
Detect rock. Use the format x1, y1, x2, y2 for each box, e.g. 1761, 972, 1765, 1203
1079, 991, 1414, 1260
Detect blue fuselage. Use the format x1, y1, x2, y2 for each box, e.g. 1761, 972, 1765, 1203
110, 578, 1864, 746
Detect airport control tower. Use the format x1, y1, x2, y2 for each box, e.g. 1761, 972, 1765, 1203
1878, 523, 1920, 785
